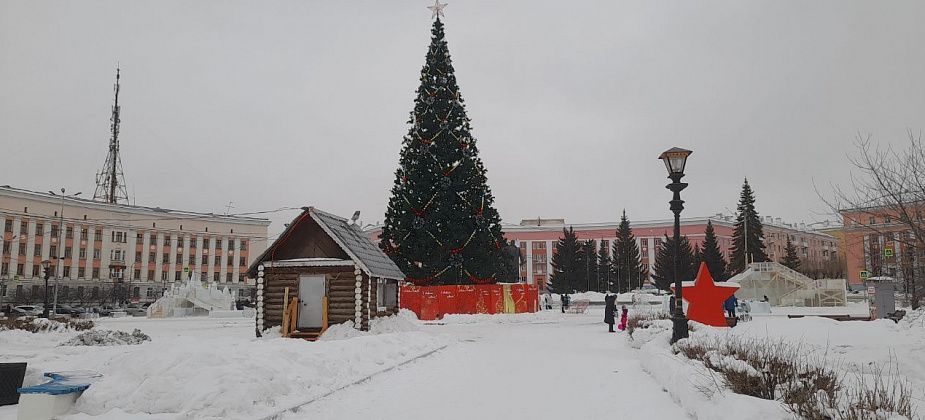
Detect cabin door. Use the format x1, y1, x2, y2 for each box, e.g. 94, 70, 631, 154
298, 275, 326, 329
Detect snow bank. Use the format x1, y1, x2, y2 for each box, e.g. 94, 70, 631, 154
319, 310, 420, 341
1, 317, 447, 420
632, 325, 792, 419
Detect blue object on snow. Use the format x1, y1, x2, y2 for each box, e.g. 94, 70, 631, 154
17, 371, 101, 395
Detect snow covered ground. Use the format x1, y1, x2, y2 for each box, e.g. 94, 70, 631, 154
0, 315, 447, 420
280, 308, 687, 420
3, 307, 921, 419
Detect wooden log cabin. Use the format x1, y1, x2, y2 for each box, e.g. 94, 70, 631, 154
246, 207, 404, 340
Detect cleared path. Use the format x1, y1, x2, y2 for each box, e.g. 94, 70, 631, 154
287, 310, 688, 420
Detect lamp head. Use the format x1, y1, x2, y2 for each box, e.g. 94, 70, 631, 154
658, 147, 693, 177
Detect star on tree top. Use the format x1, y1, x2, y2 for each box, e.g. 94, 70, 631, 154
427, 0, 447, 19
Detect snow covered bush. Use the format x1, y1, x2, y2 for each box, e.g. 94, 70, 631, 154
673, 335, 915, 419
61, 328, 151, 346
625, 311, 671, 338
0, 317, 94, 333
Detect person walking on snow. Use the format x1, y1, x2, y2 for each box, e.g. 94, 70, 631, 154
617, 305, 629, 331
604, 294, 617, 332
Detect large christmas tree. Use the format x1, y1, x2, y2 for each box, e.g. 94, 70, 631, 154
728, 179, 768, 274
549, 227, 582, 295
379, 15, 505, 285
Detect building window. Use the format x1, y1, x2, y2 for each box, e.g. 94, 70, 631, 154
227, 256, 234, 266
32, 264, 39, 276
214, 255, 221, 265
201, 271, 207, 281
20, 221, 28, 234
240, 240, 247, 251
134, 269, 141, 280
176, 254, 183, 264
50, 224, 59, 238
175, 271, 182, 281
80, 228, 88, 240
164, 235, 171, 246
0, 263, 8, 276
869, 217, 876, 225
239, 256, 246, 266
3, 219, 12, 233
35, 223, 44, 236
135, 251, 142, 263
216, 239, 222, 248
227, 239, 234, 250
34, 244, 41, 256
18, 245, 26, 256
78, 267, 85, 278
146, 288, 155, 299
1, 243, 9, 256
191, 238, 197, 249
137, 232, 143, 240
226, 272, 233, 282
148, 251, 155, 261
132, 287, 140, 298
177, 238, 184, 248
112, 231, 127, 243
189, 256, 196, 265
16, 264, 24, 276
64, 247, 72, 258
203, 238, 210, 248
49, 245, 58, 257
62, 266, 70, 277
66, 227, 73, 239
92, 268, 100, 279
162, 254, 170, 264
94, 229, 102, 241
214, 272, 220, 282
79, 248, 87, 259
162, 271, 169, 281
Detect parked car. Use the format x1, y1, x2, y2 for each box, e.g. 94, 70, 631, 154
12, 305, 43, 317
124, 304, 147, 317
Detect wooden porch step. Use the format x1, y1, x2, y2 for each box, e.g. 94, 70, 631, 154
290, 328, 324, 341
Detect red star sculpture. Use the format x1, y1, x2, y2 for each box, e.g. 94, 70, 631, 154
674, 262, 740, 327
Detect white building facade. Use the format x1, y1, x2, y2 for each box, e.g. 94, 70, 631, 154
0, 186, 270, 305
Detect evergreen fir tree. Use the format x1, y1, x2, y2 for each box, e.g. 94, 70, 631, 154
652, 234, 696, 292
728, 178, 768, 274
782, 236, 801, 271
575, 240, 598, 293
597, 241, 613, 293
612, 211, 647, 293
549, 227, 581, 295
700, 220, 729, 281
379, 18, 505, 285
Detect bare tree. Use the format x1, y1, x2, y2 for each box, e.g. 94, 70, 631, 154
822, 132, 925, 309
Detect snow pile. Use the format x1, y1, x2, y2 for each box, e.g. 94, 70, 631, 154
319, 310, 421, 341
62, 328, 151, 346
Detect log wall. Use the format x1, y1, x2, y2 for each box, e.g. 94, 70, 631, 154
262, 265, 375, 331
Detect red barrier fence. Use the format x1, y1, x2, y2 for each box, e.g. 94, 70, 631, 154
400, 283, 539, 321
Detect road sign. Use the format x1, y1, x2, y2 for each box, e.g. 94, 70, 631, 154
884, 248, 894, 257
860, 270, 869, 279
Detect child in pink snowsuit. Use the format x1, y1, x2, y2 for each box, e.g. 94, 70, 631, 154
617, 306, 628, 331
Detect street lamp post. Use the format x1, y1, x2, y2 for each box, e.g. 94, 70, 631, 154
659, 147, 693, 344
49, 188, 81, 316
41, 260, 52, 318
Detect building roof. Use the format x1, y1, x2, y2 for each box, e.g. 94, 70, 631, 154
0, 185, 270, 226
249, 207, 405, 280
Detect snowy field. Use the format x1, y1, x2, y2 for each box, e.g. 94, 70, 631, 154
1, 308, 922, 419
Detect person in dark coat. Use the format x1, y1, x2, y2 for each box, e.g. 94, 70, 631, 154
560, 294, 570, 313
724, 294, 738, 318
604, 294, 617, 332
668, 295, 676, 314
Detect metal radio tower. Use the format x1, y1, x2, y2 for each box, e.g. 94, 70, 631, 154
93, 67, 129, 204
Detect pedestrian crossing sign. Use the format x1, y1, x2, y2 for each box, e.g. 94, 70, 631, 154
860, 270, 869, 279
884, 248, 894, 257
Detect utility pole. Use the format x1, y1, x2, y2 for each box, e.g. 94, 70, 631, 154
49, 188, 81, 316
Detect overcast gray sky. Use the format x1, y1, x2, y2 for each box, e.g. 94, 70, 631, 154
2, 0, 924, 237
